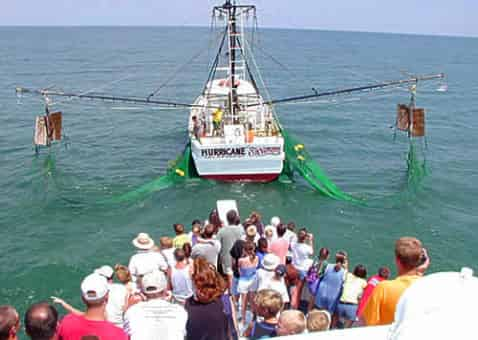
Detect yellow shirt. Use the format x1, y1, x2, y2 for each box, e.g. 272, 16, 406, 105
362, 275, 420, 326
173, 234, 190, 249
213, 109, 223, 123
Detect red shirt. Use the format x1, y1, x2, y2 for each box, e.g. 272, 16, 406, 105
356, 274, 386, 317
269, 238, 289, 265
58, 313, 128, 340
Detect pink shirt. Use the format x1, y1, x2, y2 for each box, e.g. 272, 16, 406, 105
269, 238, 289, 265
356, 274, 386, 317
58, 313, 128, 340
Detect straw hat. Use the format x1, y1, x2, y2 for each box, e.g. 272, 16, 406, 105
132, 232, 155, 250
246, 225, 257, 238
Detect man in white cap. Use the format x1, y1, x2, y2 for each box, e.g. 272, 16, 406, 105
123, 270, 187, 340
129, 232, 168, 280
57, 273, 128, 340
94, 265, 127, 328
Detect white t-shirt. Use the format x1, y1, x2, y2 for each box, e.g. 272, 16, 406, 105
161, 248, 176, 268
256, 268, 276, 291
260, 277, 290, 303
124, 298, 187, 340
128, 251, 168, 279
106, 283, 127, 327
291, 242, 313, 271
284, 229, 298, 245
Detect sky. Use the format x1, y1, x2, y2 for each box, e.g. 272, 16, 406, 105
1, 0, 476, 37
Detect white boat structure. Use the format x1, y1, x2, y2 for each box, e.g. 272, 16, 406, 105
188, 1, 284, 182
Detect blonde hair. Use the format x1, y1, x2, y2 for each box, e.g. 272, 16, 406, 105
159, 236, 173, 249
114, 264, 132, 284
307, 309, 330, 332
279, 310, 306, 335
254, 289, 283, 318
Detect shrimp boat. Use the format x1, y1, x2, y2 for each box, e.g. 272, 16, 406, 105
187, 1, 284, 182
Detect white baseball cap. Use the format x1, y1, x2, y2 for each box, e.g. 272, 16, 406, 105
94, 265, 114, 279
141, 270, 167, 294
270, 216, 281, 227
81, 273, 109, 301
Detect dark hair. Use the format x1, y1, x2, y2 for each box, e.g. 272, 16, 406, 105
182, 242, 192, 258
378, 266, 391, 279
191, 219, 201, 226
287, 222, 296, 232
276, 223, 287, 237
24, 302, 58, 340
174, 223, 185, 234
174, 248, 186, 262
298, 228, 308, 243
209, 209, 222, 231
192, 257, 226, 303
318, 247, 330, 260
285, 256, 292, 265
202, 224, 215, 239
353, 264, 367, 279
257, 237, 268, 251
0, 305, 18, 340
226, 210, 238, 225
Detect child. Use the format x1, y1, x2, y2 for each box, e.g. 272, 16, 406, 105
189, 219, 202, 246
307, 309, 331, 332
244, 289, 283, 339
173, 223, 190, 249
276, 310, 306, 336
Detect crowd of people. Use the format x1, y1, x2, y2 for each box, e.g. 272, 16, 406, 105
0, 209, 430, 340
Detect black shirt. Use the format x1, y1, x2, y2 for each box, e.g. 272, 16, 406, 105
185, 297, 229, 340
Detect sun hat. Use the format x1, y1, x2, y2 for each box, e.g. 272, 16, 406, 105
246, 225, 257, 238
81, 273, 109, 301
388, 267, 478, 340
141, 270, 168, 294
94, 265, 114, 279
270, 216, 281, 228
263, 253, 280, 271
132, 232, 155, 250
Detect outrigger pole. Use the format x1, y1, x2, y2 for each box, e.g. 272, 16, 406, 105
15, 87, 221, 110
247, 73, 445, 107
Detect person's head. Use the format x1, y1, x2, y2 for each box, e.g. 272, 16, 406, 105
318, 247, 330, 261
395, 237, 423, 273
226, 210, 240, 226
191, 219, 201, 232
24, 302, 58, 340
270, 216, 281, 228
253, 289, 283, 319
264, 225, 274, 239
192, 257, 226, 303
192, 225, 201, 235
159, 236, 173, 249
287, 222, 296, 232
274, 264, 286, 279
246, 225, 257, 241
94, 265, 114, 282
0, 306, 20, 340
173, 223, 185, 235
202, 224, 215, 239
114, 264, 132, 284
378, 266, 391, 279
353, 264, 367, 279
334, 250, 347, 271
182, 242, 192, 259
80, 273, 109, 309
132, 232, 155, 251
244, 240, 256, 261
285, 255, 293, 265
297, 228, 308, 243
306, 309, 331, 332
141, 270, 168, 299
174, 248, 186, 262
249, 211, 261, 223
257, 237, 268, 253
208, 208, 222, 228
277, 310, 306, 336
276, 223, 287, 238
192, 115, 197, 121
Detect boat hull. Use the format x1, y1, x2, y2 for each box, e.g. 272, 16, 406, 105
202, 173, 280, 182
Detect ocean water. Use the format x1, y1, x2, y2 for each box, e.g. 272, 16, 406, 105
1, 26, 477, 326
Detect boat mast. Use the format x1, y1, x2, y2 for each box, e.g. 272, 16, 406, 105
225, 0, 240, 120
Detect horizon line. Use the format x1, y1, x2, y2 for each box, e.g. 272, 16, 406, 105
0, 24, 476, 39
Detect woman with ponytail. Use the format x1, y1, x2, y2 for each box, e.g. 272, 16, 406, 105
313, 250, 348, 325
237, 240, 259, 323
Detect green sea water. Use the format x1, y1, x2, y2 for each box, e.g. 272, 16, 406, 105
1, 27, 477, 328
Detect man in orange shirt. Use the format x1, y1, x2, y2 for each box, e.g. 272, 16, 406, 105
361, 237, 429, 326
